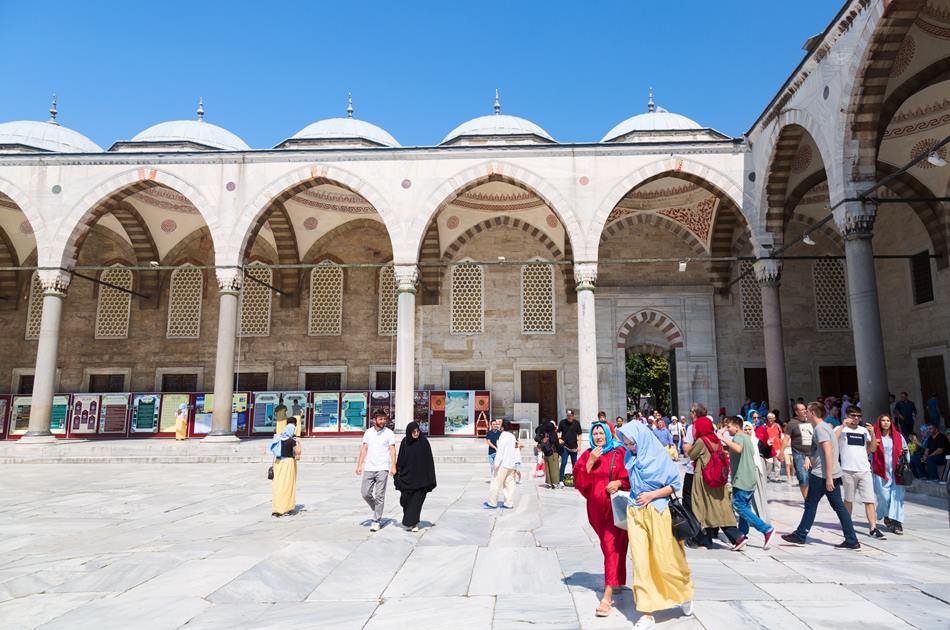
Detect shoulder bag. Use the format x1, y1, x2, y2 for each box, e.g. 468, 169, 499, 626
669, 490, 702, 541
608, 450, 630, 529
896, 453, 913, 487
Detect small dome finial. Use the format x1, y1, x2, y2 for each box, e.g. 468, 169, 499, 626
48, 94, 58, 125
494, 88, 501, 115
197, 97, 205, 121
347, 93, 354, 118
647, 87, 655, 113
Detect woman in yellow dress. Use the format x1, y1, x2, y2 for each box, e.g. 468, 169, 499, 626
174, 403, 188, 441
616, 421, 694, 629
269, 418, 301, 517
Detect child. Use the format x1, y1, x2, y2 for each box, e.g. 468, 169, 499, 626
534, 445, 545, 478
513, 440, 523, 484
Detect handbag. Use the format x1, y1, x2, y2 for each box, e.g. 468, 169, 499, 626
668, 491, 702, 541
608, 452, 629, 529
896, 453, 913, 487
267, 465, 274, 480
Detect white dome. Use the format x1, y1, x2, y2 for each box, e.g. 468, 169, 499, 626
283, 117, 400, 148
0, 120, 101, 153
441, 114, 555, 145
128, 120, 250, 151
601, 110, 704, 142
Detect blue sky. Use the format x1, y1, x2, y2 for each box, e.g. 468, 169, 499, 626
1, 1, 836, 149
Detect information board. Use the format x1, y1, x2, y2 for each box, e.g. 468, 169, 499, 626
160, 394, 190, 434
10, 397, 31, 435
413, 391, 430, 435
0, 397, 7, 437
280, 391, 308, 436
193, 394, 213, 434
312, 392, 340, 432
252, 392, 280, 434
444, 390, 475, 436
70, 394, 100, 434
341, 392, 367, 432
371, 391, 394, 430
99, 394, 130, 434
131, 394, 160, 433
51, 396, 69, 434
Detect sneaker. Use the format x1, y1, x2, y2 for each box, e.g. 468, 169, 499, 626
731, 535, 748, 551
557, 482, 565, 489
633, 615, 656, 629
681, 600, 694, 616
834, 540, 861, 550
869, 527, 886, 540
411, 526, 420, 532
893, 522, 904, 535
781, 532, 806, 546
370, 521, 380, 532
762, 528, 776, 550
482, 502, 497, 509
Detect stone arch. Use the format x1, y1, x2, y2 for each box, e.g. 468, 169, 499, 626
0, 226, 19, 309
159, 227, 214, 302
110, 201, 161, 309
0, 176, 44, 262
876, 162, 948, 266
599, 213, 708, 257
301, 218, 391, 263
616, 308, 684, 350
242, 200, 300, 308
411, 160, 583, 262
782, 170, 829, 226
627, 343, 671, 357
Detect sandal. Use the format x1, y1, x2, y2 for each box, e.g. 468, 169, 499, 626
595, 601, 613, 617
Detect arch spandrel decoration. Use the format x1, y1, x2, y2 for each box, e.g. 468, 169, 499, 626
616, 309, 684, 350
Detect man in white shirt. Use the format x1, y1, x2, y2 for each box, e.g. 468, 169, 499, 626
836, 408, 884, 539
356, 411, 396, 531
484, 419, 518, 509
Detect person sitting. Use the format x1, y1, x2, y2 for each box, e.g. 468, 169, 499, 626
920, 425, 949, 480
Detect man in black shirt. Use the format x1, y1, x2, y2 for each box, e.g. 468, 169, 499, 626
922, 425, 949, 480
557, 409, 583, 487
485, 419, 502, 477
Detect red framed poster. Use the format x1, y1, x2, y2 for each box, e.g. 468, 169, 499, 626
98, 394, 130, 436
0, 395, 9, 439
68, 394, 100, 437
159, 393, 191, 438
428, 391, 446, 436
130, 393, 162, 436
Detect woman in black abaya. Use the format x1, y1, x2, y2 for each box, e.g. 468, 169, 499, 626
395, 421, 437, 531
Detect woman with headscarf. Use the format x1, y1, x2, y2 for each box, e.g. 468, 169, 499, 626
617, 421, 694, 629
395, 421, 437, 532
872, 414, 906, 535
174, 403, 188, 441
742, 421, 771, 524
573, 421, 631, 617
687, 417, 746, 550
269, 418, 300, 517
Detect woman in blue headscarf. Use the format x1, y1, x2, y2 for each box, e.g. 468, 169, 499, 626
269, 418, 301, 517
573, 421, 630, 617
617, 421, 694, 628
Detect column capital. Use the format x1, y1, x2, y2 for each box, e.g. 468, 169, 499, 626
573, 262, 598, 292
393, 264, 419, 294
216, 268, 243, 293
753, 259, 782, 286
37, 269, 70, 296
833, 201, 877, 240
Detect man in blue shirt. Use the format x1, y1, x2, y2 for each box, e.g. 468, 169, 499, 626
894, 392, 917, 437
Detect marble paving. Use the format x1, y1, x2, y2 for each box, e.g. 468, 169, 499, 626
1, 461, 948, 629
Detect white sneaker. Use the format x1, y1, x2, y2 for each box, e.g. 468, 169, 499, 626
370, 521, 380, 532
411, 525, 419, 532
633, 615, 656, 628
557, 482, 565, 489
681, 599, 694, 616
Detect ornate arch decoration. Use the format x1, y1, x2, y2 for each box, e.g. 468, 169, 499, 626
708, 200, 755, 289
617, 309, 684, 350
876, 59, 950, 153
876, 161, 948, 267
0, 226, 20, 310
782, 170, 829, 225
599, 213, 708, 257
242, 200, 300, 308
110, 201, 161, 309
0, 177, 44, 262
765, 124, 811, 248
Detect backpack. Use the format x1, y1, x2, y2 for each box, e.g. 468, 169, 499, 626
701, 440, 730, 489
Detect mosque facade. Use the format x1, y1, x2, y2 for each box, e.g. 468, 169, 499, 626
0, 0, 947, 440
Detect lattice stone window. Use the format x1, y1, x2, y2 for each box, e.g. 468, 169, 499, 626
96, 265, 133, 339
739, 261, 763, 330
813, 259, 850, 330
378, 266, 397, 336
25, 272, 42, 340
167, 265, 203, 339
451, 263, 484, 335
521, 262, 555, 334
308, 261, 343, 336
240, 263, 272, 337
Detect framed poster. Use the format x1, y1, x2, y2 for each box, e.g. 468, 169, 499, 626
160, 394, 190, 433
252, 392, 281, 435
444, 390, 475, 436
370, 391, 393, 430
0, 396, 8, 438
428, 391, 446, 436
281, 391, 308, 436
312, 392, 340, 433
474, 390, 491, 438
193, 394, 213, 434
51, 396, 69, 435
341, 392, 367, 432
99, 394, 130, 434
413, 391, 430, 435
10, 397, 30, 436
131, 394, 160, 433
233, 393, 249, 433
70, 394, 100, 435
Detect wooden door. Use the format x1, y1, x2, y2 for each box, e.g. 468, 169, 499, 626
743, 368, 768, 405
305, 372, 342, 392
819, 366, 858, 398
449, 371, 486, 390
521, 370, 557, 423
918, 355, 948, 422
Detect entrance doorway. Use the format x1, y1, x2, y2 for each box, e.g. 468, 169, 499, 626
819, 365, 858, 398
625, 351, 673, 415
918, 355, 948, 423
521, 370, 557, 422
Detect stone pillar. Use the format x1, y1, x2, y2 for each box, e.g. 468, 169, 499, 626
574, 263, 599, 424
836, 201, 889, 420
754, 259, 789, 418
393, 265, 418, 433
21, 270, 70, 443
205, 269, 242, 441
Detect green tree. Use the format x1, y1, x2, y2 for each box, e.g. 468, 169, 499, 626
625, 352, 671, 413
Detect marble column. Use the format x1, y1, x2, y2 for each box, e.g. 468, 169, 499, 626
21, 270, 70, 443
393, 265, 418, 433
574, 262, 599, 424
754, 259, 789, 417
205, 269, 242, 441
835, 202, 889, 420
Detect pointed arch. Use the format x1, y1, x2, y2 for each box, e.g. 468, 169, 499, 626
876, 162, 948, 267
0, 176, 45, 262
301, 218, 390, 263
617, 309, 684, 350
242, 200, 300, 307
0, 226, 20, 309
599, 213, 708, 257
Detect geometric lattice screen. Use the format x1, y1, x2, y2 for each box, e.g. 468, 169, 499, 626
166, 265, 203, 339
450, 263, 484, 335
95, 265, 133, 339
813, 259, 850, 330
521, 262, 555, 334
240, 263, 272, 337
377, 266, 397, 336
738, 261, 763, 330
308, 261, 343, 336
25, 271, 42, 340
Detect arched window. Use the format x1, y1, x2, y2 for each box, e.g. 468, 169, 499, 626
738, 261, 763, 330
166, 265, 203, 339
377, 266, 397, 336
451, 262, 483, 335
96, 265, 133, 339
308, 260, 343, 336
813, 259, 850, 330
25, 271, 42, 340
240, 262, 272, 337
521, 262, 555, 334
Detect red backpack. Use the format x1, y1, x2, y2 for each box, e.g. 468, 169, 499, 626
701, 440, 730, 489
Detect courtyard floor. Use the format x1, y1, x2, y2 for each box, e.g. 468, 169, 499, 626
1, 461, 949, 629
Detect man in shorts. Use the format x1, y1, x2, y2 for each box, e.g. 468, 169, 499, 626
836, 409, 885, 539
786, 402, 814, 499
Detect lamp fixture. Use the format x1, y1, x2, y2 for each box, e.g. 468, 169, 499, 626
802, 234, 816, 246
148, 260, 160, 267
497, 256, 506, 261
677, 260, 688, 273
927, 151, 947, 168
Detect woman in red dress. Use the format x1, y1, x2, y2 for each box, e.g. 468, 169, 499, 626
573, 420, 630, 617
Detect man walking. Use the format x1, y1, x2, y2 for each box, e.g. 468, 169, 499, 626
836, 408, 885, 539
724, 417, 776, 549
558, 409, 583, 487
782, 402, 860, 550
894, 392, 917, 437
356, 411, 396, 531
484, 420, 518, 509
486, 418, 502, 477
786, 402, 814, 499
